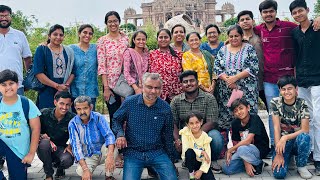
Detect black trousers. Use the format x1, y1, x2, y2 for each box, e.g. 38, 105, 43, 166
37, 139, 74, 176
185, 149, 216, 180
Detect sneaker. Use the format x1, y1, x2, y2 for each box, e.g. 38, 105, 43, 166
297, 167, 312, 179
266, 146, 275, 159
253, 161, 265, 175
315, 161, 320, 176
189, 171, 195, 180
289, 156, 297, 170
210, 160, 222, 173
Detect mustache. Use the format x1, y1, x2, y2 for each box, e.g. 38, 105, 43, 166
80, 113, 88, 117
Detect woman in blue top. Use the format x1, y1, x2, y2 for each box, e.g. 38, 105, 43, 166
200, 24, 224, 58
69, 24, 99, 110
33, 24, 74, 109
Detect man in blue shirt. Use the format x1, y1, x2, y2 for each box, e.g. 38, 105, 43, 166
112, 72, 177, 180
68, 96, 116, 180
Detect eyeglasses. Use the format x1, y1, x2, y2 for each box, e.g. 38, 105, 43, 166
107, 19, 119, 24
207, 31, 218, 35
0, 14, 11, 19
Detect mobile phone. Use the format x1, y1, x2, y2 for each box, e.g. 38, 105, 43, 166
109, 95, 116, 105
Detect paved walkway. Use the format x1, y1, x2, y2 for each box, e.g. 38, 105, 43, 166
1, 111, 319, 179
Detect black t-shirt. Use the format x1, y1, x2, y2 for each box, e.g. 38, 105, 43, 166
231, 114, 270, 158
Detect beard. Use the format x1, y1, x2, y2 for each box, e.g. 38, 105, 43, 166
0, 20, 11, 28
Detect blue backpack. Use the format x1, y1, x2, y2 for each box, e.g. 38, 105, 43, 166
0, 96, 30, 125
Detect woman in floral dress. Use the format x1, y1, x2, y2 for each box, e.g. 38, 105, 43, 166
149, 28, 183, 102
214, 25, 259, 130
97, 11, 129, 120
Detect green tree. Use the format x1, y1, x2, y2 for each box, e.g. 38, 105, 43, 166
120, 23, 137, 33
223, 17, 237, 27
11, 10, 37, 35
143, 21, 158, 50
315, 0, 320, 17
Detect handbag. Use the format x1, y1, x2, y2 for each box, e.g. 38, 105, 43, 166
227, 89, 244, 107
112, 74, 134, 98
22, 46, 46, 91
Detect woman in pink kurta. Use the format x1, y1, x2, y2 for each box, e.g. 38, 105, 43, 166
97, 11, 129, 120
149, 29, 183, 101
123, 30, 149, 94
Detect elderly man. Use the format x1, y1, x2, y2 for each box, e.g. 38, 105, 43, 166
112, 72, 177, 180
68, 96, 117, 180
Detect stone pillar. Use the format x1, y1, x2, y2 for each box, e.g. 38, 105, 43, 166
221, 14, 225, 22
133, 18, 137, 26
124, 19, 128, 24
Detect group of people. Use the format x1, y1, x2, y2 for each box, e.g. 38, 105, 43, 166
0, 0, 320, 179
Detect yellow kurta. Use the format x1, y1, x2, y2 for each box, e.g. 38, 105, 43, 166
182, 51, 211, 88
179, 127, 212, 173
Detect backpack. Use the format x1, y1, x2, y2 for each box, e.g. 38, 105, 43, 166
0, 96, 30, 125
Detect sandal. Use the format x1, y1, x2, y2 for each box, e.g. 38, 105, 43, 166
105, 176, 116, 180
54, 168, 65, 179
115, 154, 124, 168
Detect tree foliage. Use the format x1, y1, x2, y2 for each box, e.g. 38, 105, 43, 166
223, 17, 238, 27
120, 23, 137, 32
11, 10, 37, 35
315, 0, 320, 17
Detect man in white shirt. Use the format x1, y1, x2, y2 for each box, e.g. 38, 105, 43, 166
0, 4, 32, 170
0, 5, 32, 95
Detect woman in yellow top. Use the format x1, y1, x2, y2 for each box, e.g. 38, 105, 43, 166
180, 112, 215, 180
182, 32, 216, 94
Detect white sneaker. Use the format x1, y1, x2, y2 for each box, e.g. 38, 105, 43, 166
211, 160, 222, 173
297, 167, 312, 179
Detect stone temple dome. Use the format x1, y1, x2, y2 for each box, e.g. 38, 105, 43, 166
124, 7, 137, 16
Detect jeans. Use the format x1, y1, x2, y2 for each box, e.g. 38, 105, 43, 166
264, 82, 280, 146
185, 149, 216, 180
208, 129, 224, 161
105, 91, 122, 129
37, 139, 74, 177
222, 144, 262, 175
123, 153, 177, 180
273, 133, 311, 179
0, 139, 29, 180
298, 85, 320, 161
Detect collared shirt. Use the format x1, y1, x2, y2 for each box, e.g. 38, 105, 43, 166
248, 33, 265, 91
112, 94, 176, 162
0, 27, 32, 88
40, 108, 75, 147
170, 89, 219, 129
70, 44, 99, 98
68, 111, 115, 162
149, 49, 183, 100
97, 32, 129, 89
255, 19, 297, 84
291, 20, 320, 87
200, 41, 224, 57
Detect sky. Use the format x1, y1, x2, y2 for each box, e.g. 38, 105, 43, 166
0, 0, 317, 28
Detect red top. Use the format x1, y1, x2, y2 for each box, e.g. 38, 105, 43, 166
149, 49, 183, 100
255, 19, 297, 84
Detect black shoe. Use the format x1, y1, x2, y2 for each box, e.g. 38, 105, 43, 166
54, 168, 65, 179
266, 146, 275, 159
254, 162, 265, 175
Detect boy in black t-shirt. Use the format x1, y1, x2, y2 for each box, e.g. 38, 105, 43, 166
222, 98, 270, 177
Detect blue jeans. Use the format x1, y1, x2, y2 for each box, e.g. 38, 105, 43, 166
0, 139, 29, 179
222, 144, 262, 175
298, 85, 320, 161
273, 133, 311, 179
208, 129, 224, 161
123, 153, 177, 180
264, 82, 280, 146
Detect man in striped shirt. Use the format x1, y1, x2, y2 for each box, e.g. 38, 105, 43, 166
68, 96, 117, 180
